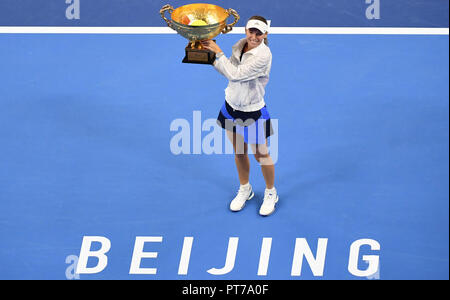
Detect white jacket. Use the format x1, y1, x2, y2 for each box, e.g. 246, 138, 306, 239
213, 38, 272, 112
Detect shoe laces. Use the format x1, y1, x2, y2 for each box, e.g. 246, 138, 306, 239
263, 189, 276, 205
237, 185, 250, 196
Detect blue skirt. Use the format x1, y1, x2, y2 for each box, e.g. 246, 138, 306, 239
216, 101, 274, 145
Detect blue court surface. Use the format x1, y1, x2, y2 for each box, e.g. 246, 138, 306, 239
0, 32, 448, 280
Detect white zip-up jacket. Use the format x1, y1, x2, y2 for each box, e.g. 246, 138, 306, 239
213, 38, 272, 112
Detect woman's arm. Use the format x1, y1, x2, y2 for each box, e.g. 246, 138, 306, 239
201, 40, 270, 82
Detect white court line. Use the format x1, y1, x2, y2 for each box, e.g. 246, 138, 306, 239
0, 26, 448, 35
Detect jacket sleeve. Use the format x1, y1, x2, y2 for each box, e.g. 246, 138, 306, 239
213, 52, 271, 82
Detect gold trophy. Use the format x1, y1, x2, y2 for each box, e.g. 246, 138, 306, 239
160, 3, 239, 64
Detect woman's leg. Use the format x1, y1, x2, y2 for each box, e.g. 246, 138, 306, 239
251, 140, 275, 189
226, 130, 250, 185
252, 140, 278, 216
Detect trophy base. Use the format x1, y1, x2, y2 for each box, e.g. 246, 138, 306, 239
182, 41, 216, 65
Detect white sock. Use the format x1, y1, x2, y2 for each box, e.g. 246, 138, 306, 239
240, 182, 251, 190
265, 187, 276, 194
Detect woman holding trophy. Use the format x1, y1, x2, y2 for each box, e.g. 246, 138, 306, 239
201, 16, 278, 216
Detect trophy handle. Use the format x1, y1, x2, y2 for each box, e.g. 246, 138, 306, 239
222, 8, 240, 34
160, 4, 174, 28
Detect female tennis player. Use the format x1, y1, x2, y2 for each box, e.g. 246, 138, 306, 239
201, 16, 278, 216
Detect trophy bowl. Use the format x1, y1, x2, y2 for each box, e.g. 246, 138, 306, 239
160, 3, 240, 64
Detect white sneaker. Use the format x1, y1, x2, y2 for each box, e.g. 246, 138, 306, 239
259, 188, 279, 216
229, 184, 254, 212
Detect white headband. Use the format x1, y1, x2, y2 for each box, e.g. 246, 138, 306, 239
246, 19, 269, 34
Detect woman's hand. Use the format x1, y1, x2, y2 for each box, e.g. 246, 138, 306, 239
200, 40, 223, 54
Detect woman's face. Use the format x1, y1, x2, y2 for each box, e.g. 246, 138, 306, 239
245, 27, 268, 49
